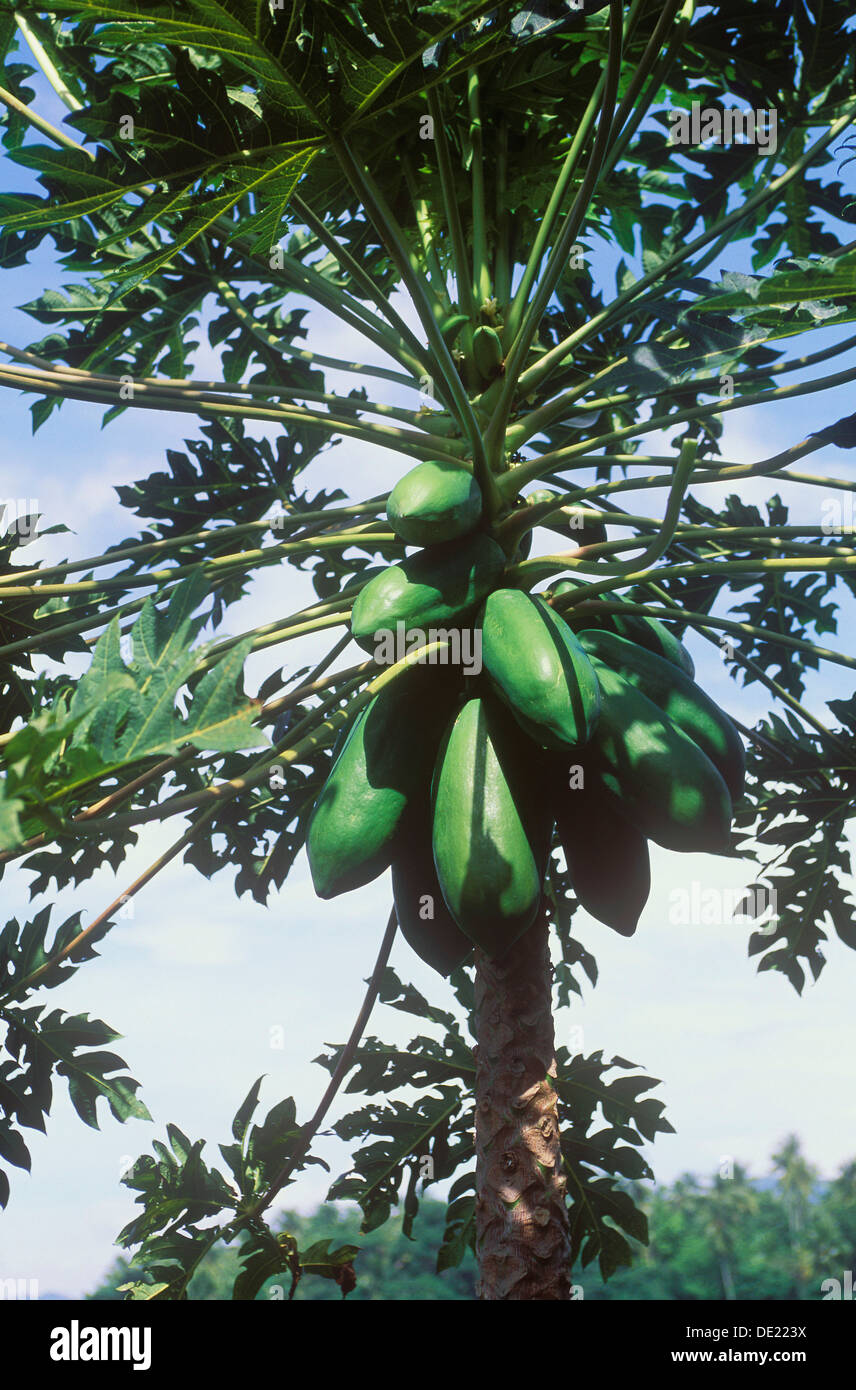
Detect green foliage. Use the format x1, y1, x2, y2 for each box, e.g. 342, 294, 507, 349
579, 1139, 855, 1302
0, 576, 266, 853
1, 0, 856, 1296
690, 253, 856, 328
735, 704, 856, 991
0, 904, 148, 1208
114, 1079, 341, 1300
88, 1137, 856, 1302
320, 969, 476, 1237
94, 961, 671, 1294
318, 967, 670, 1278
92, 1198, 476, 1301
558, 1048, 674, 1278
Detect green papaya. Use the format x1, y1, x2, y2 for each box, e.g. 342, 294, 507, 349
486, 696, 555, 873
526, 488, 563, 512
556, 584, 695, 677
587, 661, 733, 854
481, 589, 600, 751
472, 325, 504, 380
350, 532, 505, 652
553, 768, 650, 937
391, 803, 473, 976
578, 629, 745, 799
431, 695, 542, 957
387, 459, 482, 546
419, 411, 463, 439
439, 310, 470, 347
306, 666, 455, 898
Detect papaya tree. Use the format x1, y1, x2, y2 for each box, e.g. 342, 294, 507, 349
1, 0, 855, 1302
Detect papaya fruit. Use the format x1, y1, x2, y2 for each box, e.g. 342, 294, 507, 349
556, 584, 695, 678
481, 589, 600, 751
350, 532, 505, 652
485, 696, 555, 874
306, 666, 456, 898
431, 695, 542, 957
391, 802, 473, 976
387, 459, 482, 546
419, 411, 463, 439
578, 629, 745, 799
439, 310, 470, 347
526, 488, 563, 512
472, 325, 504, 380
587, 660, 733, 854
553, 768, 650, 936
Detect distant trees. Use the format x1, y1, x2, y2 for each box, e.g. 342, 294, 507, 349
88, 1138, 853, 1301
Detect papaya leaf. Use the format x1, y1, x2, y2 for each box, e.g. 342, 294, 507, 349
232, 1228, 300, 1302
118, 1124, 237, 1253
0, 905, 110, 1002
328, 1085, 472, 1234
556, 1048, 673, 1280
437, 1171, 477, 1272
0, 997, 149, 1204
690, 253, 856, 314
0, 578, 266, 851
734, 705, 856, 991
812, 408, 856, 449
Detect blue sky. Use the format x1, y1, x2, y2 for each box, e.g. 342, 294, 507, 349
1, 45, 856, 1299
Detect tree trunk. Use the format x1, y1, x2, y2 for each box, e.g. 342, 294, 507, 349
473, 906, 571, 1300
719, 1255, 737, 1301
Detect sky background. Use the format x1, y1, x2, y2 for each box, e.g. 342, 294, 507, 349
1, 35, 856, 1299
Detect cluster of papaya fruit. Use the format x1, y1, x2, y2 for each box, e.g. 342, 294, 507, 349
306, 459, 745, 975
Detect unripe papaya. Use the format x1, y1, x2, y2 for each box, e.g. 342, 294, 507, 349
306, 666, 455, 898
431, 695, 542, 957
486, 696, 555, 874
578, 629, 745, 799
587, 661, 733, 854
526, 488, 562, 511
350, 532, 505, 652
418, 411, 462, 439
556, 583, 695, 677
391, 803, 473, 976
472, 325, 504, 380
439, 310, 470, 347
387, 459, 482, 546
553, 767, 650, 936
481, 589, 600, 751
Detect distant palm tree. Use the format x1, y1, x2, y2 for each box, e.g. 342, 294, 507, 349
679, 1166, 759, 1300
772, 1135, 817, 1237
771, 1135, 821, 1296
